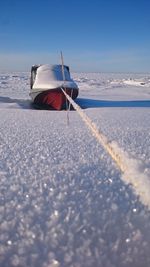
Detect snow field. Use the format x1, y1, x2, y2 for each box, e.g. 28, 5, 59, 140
0, 72, 150, 267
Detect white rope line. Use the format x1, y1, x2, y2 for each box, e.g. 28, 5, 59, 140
68, 88, 73, 111
61, 88, 126, 173
66, 88, 73, 125
61, 88, 150, 209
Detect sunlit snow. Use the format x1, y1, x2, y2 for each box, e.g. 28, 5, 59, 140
0, 71, 150, 267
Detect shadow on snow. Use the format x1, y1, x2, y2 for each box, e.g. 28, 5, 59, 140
76, 98, 150, 109
0, 96, 33, 109
0, 96, 150, 110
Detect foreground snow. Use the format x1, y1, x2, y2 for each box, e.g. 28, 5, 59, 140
0, 72, 150, 267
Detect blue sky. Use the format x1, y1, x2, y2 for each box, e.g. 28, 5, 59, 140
0, 0, 150, 72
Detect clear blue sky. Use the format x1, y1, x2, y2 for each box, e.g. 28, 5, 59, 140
0, 0, 150, 72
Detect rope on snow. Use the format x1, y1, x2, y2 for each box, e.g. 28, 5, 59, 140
61, 88, 150, 210
61, 88, 125, 172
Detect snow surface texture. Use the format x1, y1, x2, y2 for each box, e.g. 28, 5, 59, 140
63, 88, 150, 209
0, 72, 150, 267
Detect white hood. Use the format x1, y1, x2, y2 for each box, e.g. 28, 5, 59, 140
32, 64, 78, 90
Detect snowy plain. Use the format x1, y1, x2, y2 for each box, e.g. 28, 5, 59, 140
0, 71, 150, 267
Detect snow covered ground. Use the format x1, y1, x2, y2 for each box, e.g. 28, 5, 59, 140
0, 71, 150, 267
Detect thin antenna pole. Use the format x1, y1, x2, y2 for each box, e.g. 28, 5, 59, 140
60, 51, 69, 122
60, 51, 65, 81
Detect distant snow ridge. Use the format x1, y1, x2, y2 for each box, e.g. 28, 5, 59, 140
75, 73, 150, 87
62, 88, 150, 210
123, 79, 148, 87
111, 77, 150, 87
